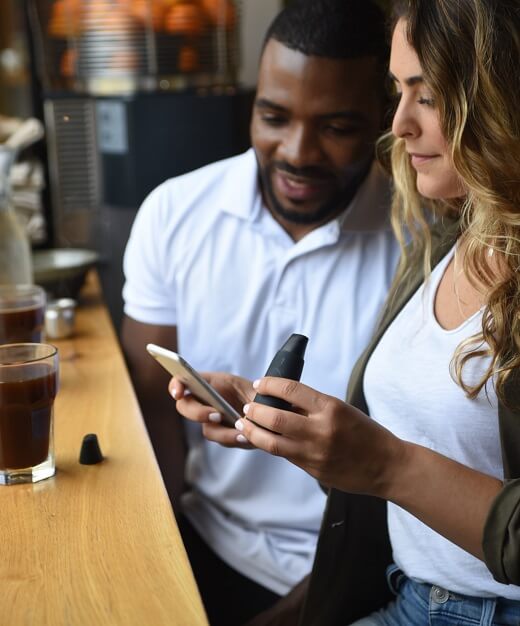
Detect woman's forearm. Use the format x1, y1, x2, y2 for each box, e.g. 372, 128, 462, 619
382, 441, 503, 559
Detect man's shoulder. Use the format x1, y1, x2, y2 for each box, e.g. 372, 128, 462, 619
139, 149, 257, 226
131, 149, 259, 249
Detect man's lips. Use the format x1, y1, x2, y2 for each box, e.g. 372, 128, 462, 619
273, 170, 332, 201
409, 153, 440, 168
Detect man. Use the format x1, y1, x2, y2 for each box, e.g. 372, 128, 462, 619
121, 1, 398, 624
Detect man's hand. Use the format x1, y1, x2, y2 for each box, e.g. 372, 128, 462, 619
169, 372, 256, 449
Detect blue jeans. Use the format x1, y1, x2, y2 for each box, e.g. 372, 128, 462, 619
350, 565, 520, 625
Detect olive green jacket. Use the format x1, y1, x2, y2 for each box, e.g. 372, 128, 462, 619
300, 220, 520, 626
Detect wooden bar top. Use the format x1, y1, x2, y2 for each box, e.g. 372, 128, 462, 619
0, 273, 208, 626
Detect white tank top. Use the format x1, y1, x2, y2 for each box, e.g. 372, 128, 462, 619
364, 246, 520, 600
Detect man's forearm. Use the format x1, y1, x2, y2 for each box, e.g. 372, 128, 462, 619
120, 317, 186, 508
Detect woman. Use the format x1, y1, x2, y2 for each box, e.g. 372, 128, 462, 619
171, 0, 520, 623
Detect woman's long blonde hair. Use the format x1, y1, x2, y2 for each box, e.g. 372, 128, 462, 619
382, 0, 520, 405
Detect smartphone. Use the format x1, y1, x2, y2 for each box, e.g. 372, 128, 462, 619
146, 343, 241, 427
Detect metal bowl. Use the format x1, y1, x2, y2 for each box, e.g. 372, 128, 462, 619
32, 248, 99, 298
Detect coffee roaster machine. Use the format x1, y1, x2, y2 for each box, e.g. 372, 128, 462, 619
27, 0, 252, 328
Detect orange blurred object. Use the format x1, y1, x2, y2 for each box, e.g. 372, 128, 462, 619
60, 47, 77, 77
161, 0, 188, 8
164, 2, 206, 36
201, 0, 236, 29
178, 44, 199, 72
80, 1, 138, 32
131, 0, 165, 30
48, 0, 81, 37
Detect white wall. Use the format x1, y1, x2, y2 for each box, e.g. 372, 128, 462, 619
239, 0, 282, 87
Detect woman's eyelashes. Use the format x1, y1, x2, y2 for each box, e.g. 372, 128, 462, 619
390, 91, 435, 108
417, 96, 435, 107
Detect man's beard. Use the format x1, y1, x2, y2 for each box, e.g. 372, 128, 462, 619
258, 159, 372, 226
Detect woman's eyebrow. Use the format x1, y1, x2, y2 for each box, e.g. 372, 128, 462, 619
388, 70, 424, 86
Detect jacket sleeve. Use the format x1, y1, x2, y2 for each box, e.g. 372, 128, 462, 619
483, 478, 520, 585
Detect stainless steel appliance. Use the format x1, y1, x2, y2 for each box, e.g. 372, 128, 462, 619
27, 0, 252, 328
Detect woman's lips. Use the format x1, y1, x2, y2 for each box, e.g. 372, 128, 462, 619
410, 153, 439, 168
273, 170, 331, 201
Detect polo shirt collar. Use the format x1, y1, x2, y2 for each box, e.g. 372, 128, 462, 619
219, 149, 392, 233
305, 162, 392, 247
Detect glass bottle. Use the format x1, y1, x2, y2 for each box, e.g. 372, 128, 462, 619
0, 146, 33, 285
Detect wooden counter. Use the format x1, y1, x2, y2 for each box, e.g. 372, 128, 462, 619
0, 274, 208, 626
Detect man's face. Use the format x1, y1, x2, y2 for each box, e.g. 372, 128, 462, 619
251, 39, 383, 227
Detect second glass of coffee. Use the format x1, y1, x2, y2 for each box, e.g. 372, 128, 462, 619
0, 343, 59, 484
0, 285, 46, 344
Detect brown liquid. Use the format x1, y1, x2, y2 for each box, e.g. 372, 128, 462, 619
0, 305, 44, 344
0, 363, 57, 469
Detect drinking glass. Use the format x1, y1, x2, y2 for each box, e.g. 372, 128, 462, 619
0, 343, 58, 484
0, 285, 46, 344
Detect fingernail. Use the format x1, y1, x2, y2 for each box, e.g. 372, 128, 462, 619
234, 419, 244, 432
252, 379, 260, 389
236, 434, 248, 444
243, 403, 250, 415
208, 413, 222, 423
170, 387, 177, 399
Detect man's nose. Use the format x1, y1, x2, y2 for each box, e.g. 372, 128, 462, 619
278, 124, 323, 167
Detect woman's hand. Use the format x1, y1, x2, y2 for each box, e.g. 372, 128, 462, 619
237, 378, 505, 561
235, 376, 407, 496
169, 372, 256, 448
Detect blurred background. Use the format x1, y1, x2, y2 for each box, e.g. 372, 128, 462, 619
0, 0, 389, 330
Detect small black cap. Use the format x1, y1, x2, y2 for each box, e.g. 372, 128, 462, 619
79, 433, 104, 465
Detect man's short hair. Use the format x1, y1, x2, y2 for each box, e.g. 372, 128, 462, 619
264, 0, 388, 68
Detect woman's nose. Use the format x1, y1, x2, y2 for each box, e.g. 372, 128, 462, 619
392, 97, 420, 139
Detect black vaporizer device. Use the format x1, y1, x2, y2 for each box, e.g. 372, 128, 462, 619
253, 333, 309, 411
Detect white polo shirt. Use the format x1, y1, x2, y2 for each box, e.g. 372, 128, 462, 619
123, 149, 399, 594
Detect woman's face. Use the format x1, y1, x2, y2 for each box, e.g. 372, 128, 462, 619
389, 19, 464, 200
